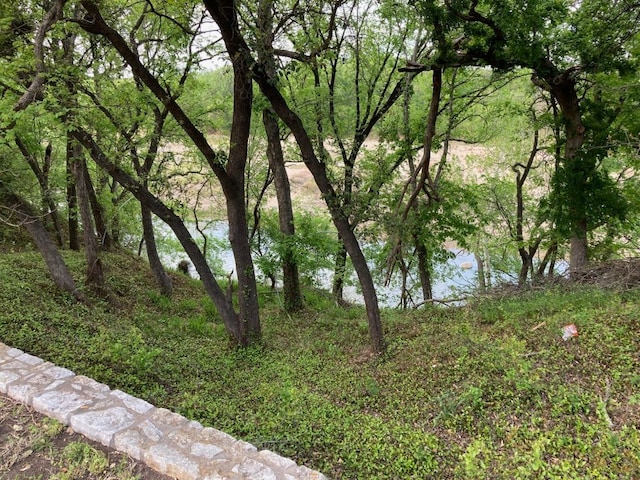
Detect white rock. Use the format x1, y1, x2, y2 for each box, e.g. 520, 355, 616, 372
70, 406, 135, 447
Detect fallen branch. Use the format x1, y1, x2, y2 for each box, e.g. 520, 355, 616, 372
599, 376, 614, 429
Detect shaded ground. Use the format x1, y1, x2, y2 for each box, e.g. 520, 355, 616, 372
0, 393, 174, 480
1, 250, 640, 478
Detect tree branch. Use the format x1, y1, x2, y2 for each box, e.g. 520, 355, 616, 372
14, 0, 66, 111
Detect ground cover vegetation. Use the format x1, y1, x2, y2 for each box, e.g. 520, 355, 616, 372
1, 1, 640, 476
0, 250, 639, 478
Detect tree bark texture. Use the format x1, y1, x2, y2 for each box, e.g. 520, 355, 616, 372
549, 78, 588, 275
68, 137, 104, 288
83, 164, 111, 250
205, 0, 385, 353
141, 204, 173, 297
263, 109, 303, 312
66, 157, 79, 250
0, 181, 84, 302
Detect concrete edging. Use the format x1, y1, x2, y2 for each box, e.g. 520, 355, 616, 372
0, 341, 328, 480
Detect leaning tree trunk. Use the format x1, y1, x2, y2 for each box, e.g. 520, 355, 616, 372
73, 127, 244, 344
0, 181, 85, 302
68, 137, 104, 288
16, 138, 65, 247
141, 204, 173, 297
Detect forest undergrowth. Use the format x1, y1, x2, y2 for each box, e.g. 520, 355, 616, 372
0, 249, 639, 479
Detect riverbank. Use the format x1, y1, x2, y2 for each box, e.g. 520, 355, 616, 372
1, 249, 639, 478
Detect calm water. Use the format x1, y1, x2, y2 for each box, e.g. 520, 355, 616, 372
153, 221, 492, 308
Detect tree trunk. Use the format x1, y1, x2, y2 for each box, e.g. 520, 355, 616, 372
514, 123, 539, 286
263, 109, 302, 312
332, 245, 348, 302
411, 68, 442, 301
537, 241, 558, 279
220, 15, 261, 343
16, 138, 65, 247
72, 126, 245, 344
250, 62, 386, 354
475, 250, 486, 293
549, 78, 588, 275
141, 204, 173, 297
67, 156, 79, 250
256, 2, 302, 312
83, 163, 111, 250
224, 187, 261, 343
69, 137, 104, 288
416, 241, 433, 301
0, 181, 85, 302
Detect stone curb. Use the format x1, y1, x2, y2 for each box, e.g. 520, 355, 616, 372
0, 341, 328, 480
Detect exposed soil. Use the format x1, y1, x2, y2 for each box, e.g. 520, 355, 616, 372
0, 393, 174, 480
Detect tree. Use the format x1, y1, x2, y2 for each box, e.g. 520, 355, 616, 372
270, 0, 413, 303
255, 0, 303, 312
0, 180, 85, 302
71, 0, 261, 345
204, 0, 386, 353
410, 0, 640, 273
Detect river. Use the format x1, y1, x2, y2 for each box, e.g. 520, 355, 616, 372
152, 221, 490, 308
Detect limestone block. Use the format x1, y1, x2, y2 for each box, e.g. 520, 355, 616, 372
111, 389, 154, 414
8, 380, 49, 405
199, 426, 237, 446
233, 439, 258, 453
71, 375, 111, 395
168, 421, 205, 448
32, 389, 94, 423
259, 449, 297, 470
113, 428, 145, 460
232, 458, 276, 480
0, 370, 21, 393
295, 465, 330, 480
150, 407, 189, 433
34, 363, 75, 380
15, 352, 43, 366
190, 441, 224, 459
6, 347, 24, 357
145, 443, 200, 480
139, 418, 164, 442
70, 406, 136, 447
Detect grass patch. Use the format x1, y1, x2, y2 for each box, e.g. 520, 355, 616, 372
1, 250, 639, 478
